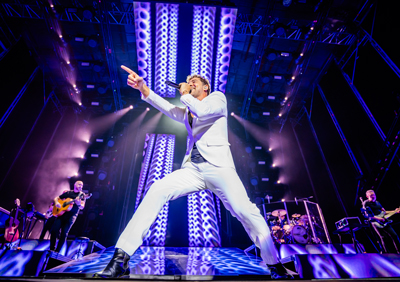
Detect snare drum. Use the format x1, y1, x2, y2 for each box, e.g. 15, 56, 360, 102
291, 225, 310, 244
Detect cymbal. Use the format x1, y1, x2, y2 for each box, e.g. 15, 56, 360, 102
292, 213, 301, 218
271, 209, 287, 217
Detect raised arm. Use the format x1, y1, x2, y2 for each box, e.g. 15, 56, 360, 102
122, 65, 186, 123
180, 91, 226, 119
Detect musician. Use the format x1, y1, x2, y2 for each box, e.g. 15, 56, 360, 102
1, 198, 24, 248
49, 181, 86, 253
364, 190, 400, 253
94, 67, 292, 279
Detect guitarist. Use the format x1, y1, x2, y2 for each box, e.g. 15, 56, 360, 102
364, 190, 400, 253
49, 181, 86, 253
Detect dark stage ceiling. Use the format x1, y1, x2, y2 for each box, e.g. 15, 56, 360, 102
0, 0, 384, 125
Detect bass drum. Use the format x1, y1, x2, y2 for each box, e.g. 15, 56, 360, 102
291, 225, 310, 244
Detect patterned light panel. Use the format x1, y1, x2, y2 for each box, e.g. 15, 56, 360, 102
154, 3, 179, 98
133, 2, 152, 89
190, 6, 216, 85
188, 190, 221, 247
134, 2, 237, 94
214, 8, 237, 92
140, 134, 175, 246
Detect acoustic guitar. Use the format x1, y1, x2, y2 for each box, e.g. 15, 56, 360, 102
4, 198, 21, 243
52, 193, 92, 217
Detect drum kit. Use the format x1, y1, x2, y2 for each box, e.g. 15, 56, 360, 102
267, 209, 313, 244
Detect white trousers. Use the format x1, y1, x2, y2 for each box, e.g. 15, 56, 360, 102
115, 161, 279, 265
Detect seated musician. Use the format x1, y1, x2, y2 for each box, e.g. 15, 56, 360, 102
50, 181, 86, 253
363, 189, 400, 253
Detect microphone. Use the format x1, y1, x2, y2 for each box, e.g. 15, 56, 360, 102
165, 80, 180, 89
294, 197, 298, 205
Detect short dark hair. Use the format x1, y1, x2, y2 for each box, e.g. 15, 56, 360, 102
186, 74, 211, 95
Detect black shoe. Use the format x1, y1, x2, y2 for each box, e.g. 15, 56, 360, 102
267, 263, 294, 280
93, 248, 130, 278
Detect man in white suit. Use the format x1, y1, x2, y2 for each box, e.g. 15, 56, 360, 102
94, 66, 292, 279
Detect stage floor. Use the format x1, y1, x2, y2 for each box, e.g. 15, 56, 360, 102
44, 246, 276, 279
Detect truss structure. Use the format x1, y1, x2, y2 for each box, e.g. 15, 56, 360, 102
2, 2, 356, 45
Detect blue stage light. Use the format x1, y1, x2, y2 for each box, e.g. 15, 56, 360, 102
214, 8, 237, 93
134, 2, 152, 89
154, 3, 179, 98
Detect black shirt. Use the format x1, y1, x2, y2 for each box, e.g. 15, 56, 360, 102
365, 200, 384, 216
188, 111, 206, 164
59, 190, 82, 217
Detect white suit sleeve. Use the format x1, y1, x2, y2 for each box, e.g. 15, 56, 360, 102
180, 91, 226, 119
142, 90, 186, 124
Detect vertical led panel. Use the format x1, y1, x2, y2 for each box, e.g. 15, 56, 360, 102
188, 190, 221, 247
154, 3, 179, 98
134, 2, 152, 89
134, 133, 155, 211
214, 8, 237, 93
142, 134, 175, 246
190, 6, 216, 82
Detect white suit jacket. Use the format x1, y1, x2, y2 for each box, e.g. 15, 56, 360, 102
142, 90, 235, 168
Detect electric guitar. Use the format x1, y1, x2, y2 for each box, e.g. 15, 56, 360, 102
4, 199, 21, 243
360, 197, 400, 228
52, 193, 92, 217
372, 208, 400, 228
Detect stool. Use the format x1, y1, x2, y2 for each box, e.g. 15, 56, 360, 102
72, 236, 90, 259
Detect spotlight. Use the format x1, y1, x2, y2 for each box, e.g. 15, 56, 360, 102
78, 102, 82, 106
291, 76, 295, 80
80, 155, 84, 159
310, 26, 314, 30
146, 107, 150, 112
74, 172, 78, 176
98, 170, 107, 181
231, 112, 235, 116
50, 4, 54, 8
67, 61, 70, 64
300, 53, 304, 56
130, 105, 133, 109
86, 139, 90, 143
284, 97, 288, 100
107, 139, 115, 147
279, 113, 282, 117
281, 198, 285, 202
269, 148, 272, 151
59, 35, 63, 38
277, 180, 281, 184
250, 175, 259, 186
272, 163, 276, 167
